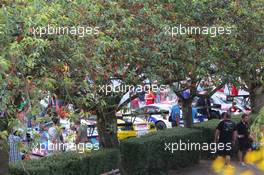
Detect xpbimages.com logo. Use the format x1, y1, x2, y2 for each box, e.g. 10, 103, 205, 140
98, 84, 167, 95
32, 141, 99, 153
164, 140, 232, 154
164, 24, 232, 37
29, 24, 100, 37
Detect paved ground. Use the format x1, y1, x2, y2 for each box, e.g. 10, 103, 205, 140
169, 160, 263, 175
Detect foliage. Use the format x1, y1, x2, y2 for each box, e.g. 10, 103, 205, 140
206, 0, 264, 112
120, 128, 202, 175
120, 0, 264, 125
0, 0, 263, 148
251, 108, 264, 142
0, 0, 148, 148
9, 149, 121, 175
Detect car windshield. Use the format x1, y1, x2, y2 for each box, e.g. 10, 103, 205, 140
150, 105, 170, 111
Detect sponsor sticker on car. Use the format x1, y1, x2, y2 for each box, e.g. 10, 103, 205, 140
135, 124, 149, 136
137, 130, 148, 137
136, 124, 148, 130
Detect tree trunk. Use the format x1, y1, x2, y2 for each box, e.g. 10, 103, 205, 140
249, 85, 264, 113
0, 140, 8, 175
0, 115, 9, 175
182, 100, 193, 128
96, 109, 119, 148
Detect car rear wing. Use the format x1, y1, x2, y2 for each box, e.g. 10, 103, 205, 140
118, 111, 169, 124
226, 95, 250, 101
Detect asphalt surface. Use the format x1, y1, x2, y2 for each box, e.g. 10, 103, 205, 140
169, 160, 263, 175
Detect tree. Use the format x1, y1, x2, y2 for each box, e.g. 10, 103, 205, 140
120, 0, 264, 127
1, 0, 149, 148
117, 0, 231, 127
208, 0, 264, 113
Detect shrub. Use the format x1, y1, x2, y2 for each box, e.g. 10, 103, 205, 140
120, 128, 203, 175
250, 109, 264, 142
0, 117, 8, 132
9, 114, 258, 175
9, 149, 120, 175
193, 119, 220, 159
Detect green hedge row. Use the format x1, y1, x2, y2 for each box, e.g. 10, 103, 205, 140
120, 128, 203, 175
193, 118, 221, 159
120, 115, 251, 174
9, 149, 121, 175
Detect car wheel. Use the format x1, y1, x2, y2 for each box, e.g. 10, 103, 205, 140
211, 111, 220, 119
155, 121, 166, 130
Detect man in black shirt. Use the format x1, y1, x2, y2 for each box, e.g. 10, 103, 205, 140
236, 114, 252, 166
214, 112, 237, 166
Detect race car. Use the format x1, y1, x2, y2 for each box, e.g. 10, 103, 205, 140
117, 117, 156, 140
135, 104, 172, 130
211, 92, 251, 116
135, 103, 208, 129
83, 115, 156, 141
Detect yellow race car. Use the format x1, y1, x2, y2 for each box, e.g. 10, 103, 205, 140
117, 117, 156, 140
82, 114, 156, 141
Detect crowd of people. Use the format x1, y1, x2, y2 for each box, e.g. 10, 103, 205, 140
8, 114, 90, 163
7, 94, 90, 163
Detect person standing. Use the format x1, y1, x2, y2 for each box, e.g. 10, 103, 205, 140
196, 95, 211, 119
153, 80, 161, 103
8, 130, 22, 163
75, 120, 88, 144
48, 117, 63, 152
138, 89, 146, 108
170, 100, 181, 127
236, 114, 252, 166
231, 85, 239, 96
145, 90, 156, 105
214, 112, 237, 167
197, 81, 205, 92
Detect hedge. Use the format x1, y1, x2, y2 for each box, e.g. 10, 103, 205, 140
120, 114, 254, 175
9, 149, 121, 175
9, 113, 258, 175
120, 128, 203, 175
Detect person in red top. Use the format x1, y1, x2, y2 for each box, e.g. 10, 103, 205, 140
230, 101, 238, 113
145, 90, 156, 105
231, 85, 238, 96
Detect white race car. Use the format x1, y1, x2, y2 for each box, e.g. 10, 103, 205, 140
135, 104, 172, 130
